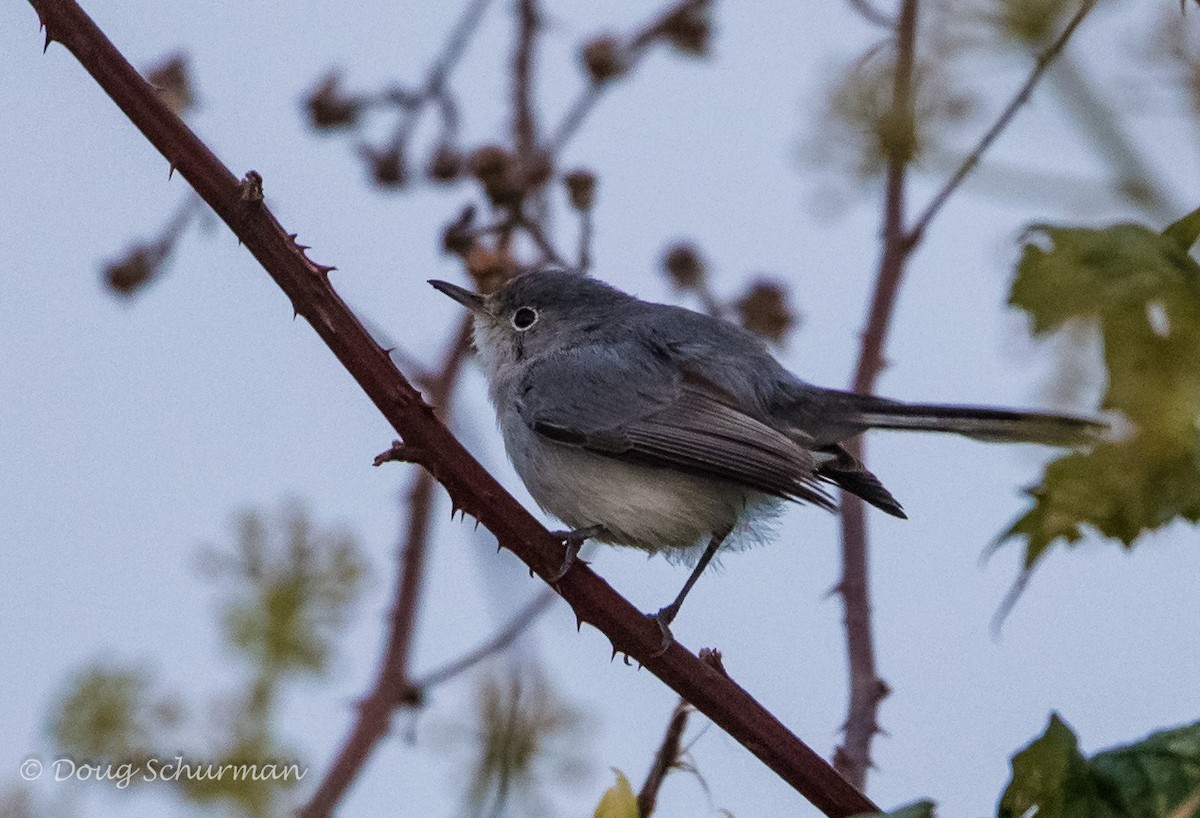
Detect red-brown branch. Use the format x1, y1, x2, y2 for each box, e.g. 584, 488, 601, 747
301, 316, 471, 817
835, 0, 918, 791
25, 1, 876, 815
637, 699, 692, 817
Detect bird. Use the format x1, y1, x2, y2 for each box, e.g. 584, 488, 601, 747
430, 269, 1102, 650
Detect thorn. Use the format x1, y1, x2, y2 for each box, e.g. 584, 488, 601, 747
295, 243, 311, 252
287, 233, 298, 241
610, 644, 619, 661
292, 306, 299, 320
623, 654, 634, 667
496, 542, 503, 553
382, 346, 397, 355
576, 616, 585, 633
314, 264, 337, 276
528, 566, 536, 578
168, 162, 177, 180
473, 518, 481, 531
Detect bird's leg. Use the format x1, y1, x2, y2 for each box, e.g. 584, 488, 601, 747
546, 524, 606, 582
650, 530, 728, 657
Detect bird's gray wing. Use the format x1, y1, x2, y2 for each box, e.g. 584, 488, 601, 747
517, 344, 834, 509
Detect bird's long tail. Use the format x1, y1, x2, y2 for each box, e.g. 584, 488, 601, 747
844, 398, 1106, 445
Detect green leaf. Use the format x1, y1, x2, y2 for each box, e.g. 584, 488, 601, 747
998, 714, 1200, 818
1162, 206, 1200, 253
1091, 723, 1200, 818
1004, 216, 1200, 566
593, 769, 639, 818
852, 799, 936, 818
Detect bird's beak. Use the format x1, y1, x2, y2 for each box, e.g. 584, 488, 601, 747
429, 280, 488, 314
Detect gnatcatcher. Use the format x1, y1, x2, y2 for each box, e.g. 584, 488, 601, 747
431, 269, 1101, 649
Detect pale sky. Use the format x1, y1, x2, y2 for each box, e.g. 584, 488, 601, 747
2, 2, 1198, 817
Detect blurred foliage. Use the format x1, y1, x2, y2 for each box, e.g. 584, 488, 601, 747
203, 505, 367, 679
47, 504, 366, 817
451, 664, 587, 817
979, 0, 1079, 46
810, 50, 973, 182
1002, 208, 1200, 567
999, 714, 1200, 818
50, 664, 179, 777
592, 770, 638, 818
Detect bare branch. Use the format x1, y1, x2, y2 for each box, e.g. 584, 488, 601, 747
907, 0, 1099, 247
513, 0, 539, 162
411, 588, 557, 691
836, 0, 919, 791
301, 315, 474, 816
547, 0, 708, 154
846, 0, 895, 28
26, 2, 877, 815
637, 699, 693, 817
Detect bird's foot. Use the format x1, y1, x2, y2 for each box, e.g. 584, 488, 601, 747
546, 525, 603, 582
648, 602, 681, 658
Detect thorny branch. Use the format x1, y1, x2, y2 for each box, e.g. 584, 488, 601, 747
24, 0, 877, 816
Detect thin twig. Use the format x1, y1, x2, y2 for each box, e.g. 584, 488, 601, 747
546, 0, 706, 154
410, 588, 557, 691
835, 0, 919, 792
388, 0, 495, 151
28, 2, 879, 814
513, 0, 539, 163
576, 206, 593, 274
637, 699, 693, 817
846, 0, 895, 28
517, 213, 570, 268
907, 0, 1100, 247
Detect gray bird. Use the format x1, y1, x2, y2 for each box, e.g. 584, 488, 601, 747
431, 269, 1101, 649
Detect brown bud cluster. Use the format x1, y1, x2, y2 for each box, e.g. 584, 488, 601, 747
469, 145, 552, 205
735, 278, 797, 344
361, 146, 407, 188
659, 0, 712, 56
662, 242, 706, 290
582, 35, 627, 83
104, 242, 169, 296
465, 245, 517, 294
441, 207, 477, 257
305, 73, 361, 130
470, 144, 520, 205
563, 169, 597, 210
427, 145, 463, 183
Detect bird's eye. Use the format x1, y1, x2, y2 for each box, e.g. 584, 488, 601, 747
512, 306, 538, 330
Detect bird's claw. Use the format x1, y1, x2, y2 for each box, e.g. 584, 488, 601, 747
648, 603, 680, 658
546, 525, 602, 583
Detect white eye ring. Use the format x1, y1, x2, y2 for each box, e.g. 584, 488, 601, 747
512, 306, 538, 331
